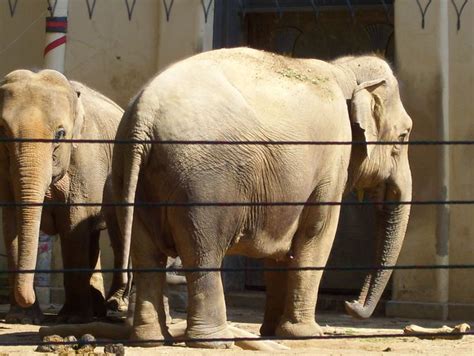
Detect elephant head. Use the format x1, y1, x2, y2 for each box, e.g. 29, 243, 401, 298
333, 56, 413, 319
0, 69, 84, 307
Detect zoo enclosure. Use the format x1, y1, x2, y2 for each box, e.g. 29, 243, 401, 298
0, 0, 473, 324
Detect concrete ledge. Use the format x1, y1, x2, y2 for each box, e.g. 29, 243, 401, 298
448, 303, 474, 321
386, 300, 449, 320
387, 300, 474, 321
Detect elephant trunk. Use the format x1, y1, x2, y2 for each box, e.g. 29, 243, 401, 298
12, 141, 52, 307
345, 165, 412, 319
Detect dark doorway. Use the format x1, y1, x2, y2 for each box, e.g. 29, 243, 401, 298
214, 1, 394, 294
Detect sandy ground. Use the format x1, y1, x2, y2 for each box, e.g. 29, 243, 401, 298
0, 305, 471, 355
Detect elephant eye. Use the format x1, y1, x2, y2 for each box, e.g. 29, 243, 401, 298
54, 128, 66, 141
393, 132, 408, 155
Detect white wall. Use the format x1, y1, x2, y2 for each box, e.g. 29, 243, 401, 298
389, 0, 474, 320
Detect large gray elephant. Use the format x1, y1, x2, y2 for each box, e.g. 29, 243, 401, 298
0, 70, 129, 323
45, 47, 412, 348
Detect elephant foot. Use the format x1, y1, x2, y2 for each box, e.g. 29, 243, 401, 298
57, 305, 94, 324
5, 302, 44, 325
106, 284, 129, 313
275, 319, 324, 338
185, 325, 234, 349
91, 287, 107, 318
56, 313, 93, 324
260, 321, 278, 337
130, 323, 170, 347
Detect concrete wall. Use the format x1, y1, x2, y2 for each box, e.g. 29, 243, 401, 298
388, 0, 474, 320
0, 0, 214, 105
156, 0, 214, 71
447, 1, 474, 316
65, 0, 161, 107
0, 1, 45, 76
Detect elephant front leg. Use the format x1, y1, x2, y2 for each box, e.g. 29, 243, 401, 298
2, 207, 44, 325
89, 230, 107, 318
58, 229, 103, 323
276, 205, 342, 338
260, 259, 288, 336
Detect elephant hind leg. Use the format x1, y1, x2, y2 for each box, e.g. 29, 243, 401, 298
169, 210, 233, 349
129, 213, 171, 347
103, 207, 129, 312
260, 258, 288, 336
183, 268, 233, 349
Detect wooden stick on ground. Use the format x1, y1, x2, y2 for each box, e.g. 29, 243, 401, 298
403, 323, 470, 340
39, 322, 132, 340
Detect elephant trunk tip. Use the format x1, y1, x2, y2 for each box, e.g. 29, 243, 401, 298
344, 300, 373, 320
15, 284, 36, 308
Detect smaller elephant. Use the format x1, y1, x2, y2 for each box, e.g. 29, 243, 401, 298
0, 70, 129, 323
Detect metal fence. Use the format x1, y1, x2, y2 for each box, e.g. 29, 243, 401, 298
0, 137, 473, 346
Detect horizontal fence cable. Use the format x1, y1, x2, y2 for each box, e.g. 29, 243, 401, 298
2, 138, 471, 205
1, 264, 473, 274
2, 332, 473, 347
0, 200, 474, 207
2, 138, 474, 145
0, 136, 472, 347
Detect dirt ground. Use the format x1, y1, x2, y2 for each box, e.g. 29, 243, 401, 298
0, 305, 471, 355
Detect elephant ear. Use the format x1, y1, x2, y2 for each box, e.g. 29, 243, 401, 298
350, 78, 386, 158
72, 90, 85, 148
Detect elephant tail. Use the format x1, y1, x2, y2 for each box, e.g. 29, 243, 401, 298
113, 96, 151, 278
120, 135, 150, 276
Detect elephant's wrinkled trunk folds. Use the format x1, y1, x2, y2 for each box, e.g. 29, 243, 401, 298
345, 166, 412, 319
12, 140, 52, 307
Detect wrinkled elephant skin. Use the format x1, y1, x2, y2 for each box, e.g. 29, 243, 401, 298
110, 48, 413, 348
112, 48, 412, 348
0, 70, 129, 324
